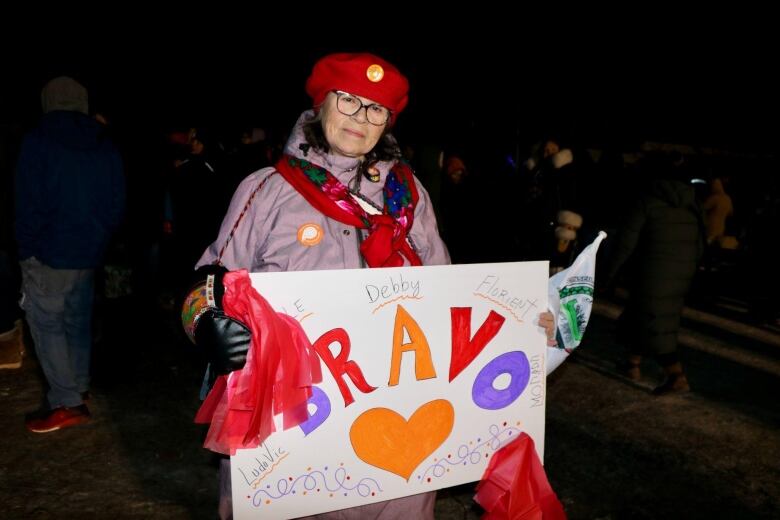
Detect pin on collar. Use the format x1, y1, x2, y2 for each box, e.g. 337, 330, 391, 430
365, 164, 381, 183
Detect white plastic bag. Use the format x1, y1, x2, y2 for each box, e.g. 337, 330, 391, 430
546, 231, 607, 375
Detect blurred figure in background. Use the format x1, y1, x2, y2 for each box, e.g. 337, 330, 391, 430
602, 152, 705, 395
15, 76, 125, 431
0, 123, 24, 370
167, 128, 227, 295
522, 136, 586, 272
231, 127, 270, 177
702, 176, 736, 249
438, 154, 475, 263
0, 252, 24, 370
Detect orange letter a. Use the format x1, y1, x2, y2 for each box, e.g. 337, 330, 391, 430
388, 305, 437, 386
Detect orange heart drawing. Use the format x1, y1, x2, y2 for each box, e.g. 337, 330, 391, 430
349, 399, 455, 481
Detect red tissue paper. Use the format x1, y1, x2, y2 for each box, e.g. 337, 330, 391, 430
474, 433, 566, 520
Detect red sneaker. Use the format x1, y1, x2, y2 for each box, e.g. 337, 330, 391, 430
25, 405, 91, 433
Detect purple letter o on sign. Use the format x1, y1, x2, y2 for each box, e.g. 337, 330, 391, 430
471, 351, 530, 410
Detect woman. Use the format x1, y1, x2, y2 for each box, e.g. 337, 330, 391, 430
184, 52, 557, 519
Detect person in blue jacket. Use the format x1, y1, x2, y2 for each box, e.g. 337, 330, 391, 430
15, 76, 125, 433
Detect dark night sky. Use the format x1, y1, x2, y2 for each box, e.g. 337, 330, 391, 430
2, 28, 777, 154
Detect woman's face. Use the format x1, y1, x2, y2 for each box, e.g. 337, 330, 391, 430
320, 92, 387, 159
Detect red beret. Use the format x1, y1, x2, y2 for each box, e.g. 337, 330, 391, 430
305, 53, 409, 118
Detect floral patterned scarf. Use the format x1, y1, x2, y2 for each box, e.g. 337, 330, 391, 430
275, 154, 422, 267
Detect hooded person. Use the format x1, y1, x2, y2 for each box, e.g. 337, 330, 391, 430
180, 52, 558, 519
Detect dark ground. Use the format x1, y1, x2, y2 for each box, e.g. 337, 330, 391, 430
1, 295, 778, 519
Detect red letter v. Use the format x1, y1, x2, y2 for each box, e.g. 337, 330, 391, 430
449, 308, 506, 382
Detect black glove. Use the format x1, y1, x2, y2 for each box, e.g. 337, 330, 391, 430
195, 308, 251, 375
184, 265, 251, 375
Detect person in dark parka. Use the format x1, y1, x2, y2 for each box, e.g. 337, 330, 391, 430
16, 76, 125, 431
602, 152, 705, 395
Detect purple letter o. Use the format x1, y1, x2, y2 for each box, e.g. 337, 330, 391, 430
472, 351, 530, 410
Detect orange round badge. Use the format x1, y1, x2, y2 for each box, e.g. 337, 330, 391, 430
297, 223, 324, 246
366, 64, 384, 83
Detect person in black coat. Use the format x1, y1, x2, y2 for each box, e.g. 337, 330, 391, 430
167, 128, 229, 293
602, 152, 705, 395
522, 137, 586, 272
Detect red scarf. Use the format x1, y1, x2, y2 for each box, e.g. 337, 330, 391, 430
275, 154, 422, 268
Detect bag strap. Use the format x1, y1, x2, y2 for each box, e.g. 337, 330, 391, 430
215, 172, 278, 265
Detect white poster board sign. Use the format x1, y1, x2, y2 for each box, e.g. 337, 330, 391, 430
231, 261, 548, 519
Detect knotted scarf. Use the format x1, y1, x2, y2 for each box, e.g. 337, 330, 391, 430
275, 154, 421, 267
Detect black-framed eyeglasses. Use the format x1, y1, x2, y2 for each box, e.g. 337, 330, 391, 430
333, 90, 391, 126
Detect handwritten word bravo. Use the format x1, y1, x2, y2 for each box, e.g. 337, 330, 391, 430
304, 304, 535, 435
